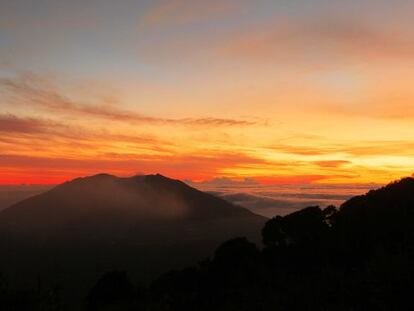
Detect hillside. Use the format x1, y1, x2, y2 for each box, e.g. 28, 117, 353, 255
0, 173, 266, 308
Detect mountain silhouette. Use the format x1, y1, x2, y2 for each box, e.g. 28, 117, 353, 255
0, 173, 265, 241
0, 174, 266, 307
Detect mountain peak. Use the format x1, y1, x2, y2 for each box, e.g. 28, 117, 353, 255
57, 173, 187, 194
133, 173, 176, 183
62, 173, 117, 186
70, 173, 181, 185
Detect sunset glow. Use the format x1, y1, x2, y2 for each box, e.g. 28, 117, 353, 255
1, 0, 413, 185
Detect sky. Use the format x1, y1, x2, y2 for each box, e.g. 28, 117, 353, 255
1, 0, 414, 185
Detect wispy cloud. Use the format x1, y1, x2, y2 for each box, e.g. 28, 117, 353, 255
219, 18, 414, 65
314, 160, 351, 168
0, 74, 257, 127
0, 113, 176, 157
142, 0, 242, 27
0, 114, 56, 134
271, 141, 414, 158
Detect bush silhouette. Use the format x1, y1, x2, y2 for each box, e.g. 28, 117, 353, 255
86, 271, 137, 311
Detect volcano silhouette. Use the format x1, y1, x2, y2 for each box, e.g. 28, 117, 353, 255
0, 173, 266, 302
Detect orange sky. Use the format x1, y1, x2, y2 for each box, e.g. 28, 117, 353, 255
0, 0, 413, 185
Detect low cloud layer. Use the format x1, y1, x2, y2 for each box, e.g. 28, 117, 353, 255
191, 179, 378, 217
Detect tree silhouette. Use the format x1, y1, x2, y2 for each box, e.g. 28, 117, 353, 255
262, 206, 330, 248
86, 271, 137, 311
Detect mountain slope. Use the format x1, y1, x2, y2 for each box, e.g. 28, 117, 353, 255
0, 173, 266, 306
0, 173, 265, 242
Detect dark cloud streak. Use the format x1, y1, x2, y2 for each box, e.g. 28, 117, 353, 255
0, 114, 54, 134
0, 74, 256, 127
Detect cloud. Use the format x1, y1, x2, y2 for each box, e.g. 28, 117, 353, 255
219, 17, 414, 66
271, 141, 414, 158
0, 74, 257, 127
194, 182, 377, 217
314, 160, 351, 168
0, 114, 55, 134
216, 191, 347, 217
0, 113, 97, 146
342, 143, 414, 157
219, 192, 302, 217
142, 0, 242, 27
270, 145, 333, 156
256, 175, 330, 184
0, 113, 156, 142
0, 112, 178, 164
309, 97, 414, 120
188, 177, 259, 187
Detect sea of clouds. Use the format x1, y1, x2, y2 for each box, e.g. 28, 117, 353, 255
188, 178, 379, 218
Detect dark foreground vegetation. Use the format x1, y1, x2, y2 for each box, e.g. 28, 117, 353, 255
2, 177, 414, 310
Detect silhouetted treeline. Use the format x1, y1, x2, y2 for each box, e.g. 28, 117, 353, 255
84, 178, 414, 310
0, 274, 62, 311
3, 177, 414, 310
